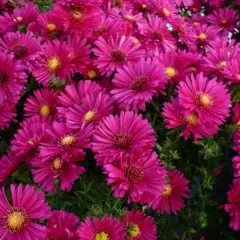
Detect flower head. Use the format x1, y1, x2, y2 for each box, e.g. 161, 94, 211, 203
0, 184, 51, 239
150, 169, 189, 214
78, 215, 125, 240
111, 58, 166, 111
93, 35, 145, 76
120, 210, 157, 240
92, 111, 156, 165
104, 151, 167, 203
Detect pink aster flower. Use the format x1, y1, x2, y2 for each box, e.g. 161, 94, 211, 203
162, 97, 219, 141
56, 0, 102, 7
151, 0, 177, 19
0, 184, 51, 239
189, 14, 208, 28
224, 181, 240, 231
120, 210, 157, 240
82, 58, 101, 80
104, 151, 167, 203
0, 12, 17, 35
231, 103, 240, 126
78, 215, 125, 240
92, 111, 156, 165
0, 99, 16, 130
178, 73, 231, 126
0, 151, 22, 184
35, 10, 63, 40
11, 116, 50, 159
67, 92, 114, 129
0, 32, 41, 71
170, 16, 196, 45
137, 14, 176, 52
93, 15, 123, 40
175, 0, 193, 6
194, 24, 220, 45
158, 52, 191, 84
93, 35, 145, 76
224, 59, 240, 84
53, 4, 104, 37
150, 169, 189, 214
47, 210, 79, 240
32, 155, 85, 192
57, 80, 103, 120
232, 156, 240, 179
208, 8, 238, 32
0, 52, 26, 102
66, 34, 90, 73
111, 58, 166, 111
39, 121, 93, 162
33, 40, 76, 86
24, 88, 59, 121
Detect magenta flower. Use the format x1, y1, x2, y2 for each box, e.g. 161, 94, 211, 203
175, 0, 193, 6
111, 58, 166, 111
35, 10, 63, 40
57, 80, 103, 120
233, 156, 240, 179
0, 184, 51, 239
24, 88, 59, 120
67, 92, 114, 129
162, 97, 219, 141
150, 169, 189, 214
104, 151, 167, 203
78, 215, 125, 240
0, 99, 16, 130
93, 35, 145, 76
225, 181, 240, 231
0, 32, 41, 71
0, 151, 22, 184
0, 52, 26, 102
47, 210, 79, 240
208, 8, 238, 32
66, 35, 90, 73
151, 0, 177, 19
53, 4, 104, 37
32, 155, 85, 192
178, 73, 231, 126
120, 210, 157, 240
33, 40, 77, 86
224, 59, 240, 84
92, 111, 156, 165
39, 121, 93, 161
138, 14, 176, 52
11, 116, 50, 159
158, 52, 191, 84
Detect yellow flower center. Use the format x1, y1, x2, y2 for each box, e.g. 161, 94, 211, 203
218, 61, 227, 68
15, 17, 23, 22
199, 94, 212, 107
47, 23, 56, 31
220, 19, 228, 25
95, 232, 109, 240
162, 184, 172, 197
7, 211, 26, 232
193, 21, 199, 26
236, 74, 240, 80
28, 140, 34, 145
40, 105, 50, 116
186, 113, 198, 126
192, 7, 197, 12
127, 223, 141, 237
199, 33, 207, 40
125, 15, 135, 21
142, 4, 148, 9
133, 38, 140, 44
47, 57, 61, 72
60, 135, 76, 148
84, 110, 96, 123
88, 70, 97, 79
163, 8, 170, 17
166, 67, 176, 78
52, 157, 62, 170
71, 9, 83, 21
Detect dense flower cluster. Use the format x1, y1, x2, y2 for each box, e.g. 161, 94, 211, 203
0, 0, 239, 238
